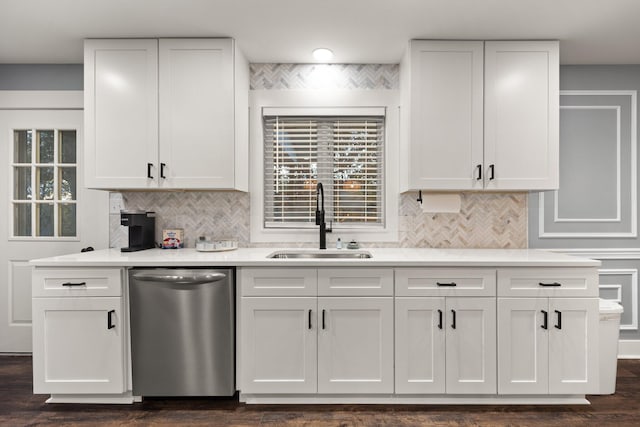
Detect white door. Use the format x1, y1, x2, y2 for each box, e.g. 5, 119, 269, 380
445, 297, 497, 394
548, 298, 599, 394
159, 39, 235, 189
484, 41, 559, 190
32, 297, 125, 394
395, 297, 446, 394
84, 39, 159, 189
318, 297, 394, 393
408, 40, 484, 190
497, 298, 549, 394
240, 297, 317, 393
0, 108, 108, 352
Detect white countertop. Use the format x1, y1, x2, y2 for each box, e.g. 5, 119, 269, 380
30, 248, 601, 268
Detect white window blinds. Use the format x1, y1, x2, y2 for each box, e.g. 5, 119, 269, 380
264, 115, 384, 229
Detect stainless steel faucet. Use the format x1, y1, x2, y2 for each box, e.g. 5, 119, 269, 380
315, 182, 332, 249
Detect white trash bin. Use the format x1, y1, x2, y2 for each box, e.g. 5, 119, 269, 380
599, 298, 624, 394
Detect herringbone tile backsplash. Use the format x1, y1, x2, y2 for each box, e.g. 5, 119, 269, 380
109, 64, 527, 249
250, 64, 399, 90
110, 192, 527, 249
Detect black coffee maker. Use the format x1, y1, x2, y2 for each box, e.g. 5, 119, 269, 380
120, 210, 156, 252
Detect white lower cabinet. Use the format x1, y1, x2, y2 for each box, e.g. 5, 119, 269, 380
240, 296, 394, 394
318, 297, 394, 393
240, 297, 317, 394
32, 297, 126, 394
497, 297, 599, 394
395, 297, 496, 394
239, 268, 394, 395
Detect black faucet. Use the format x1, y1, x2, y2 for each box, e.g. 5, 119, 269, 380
315, 182, 332, 249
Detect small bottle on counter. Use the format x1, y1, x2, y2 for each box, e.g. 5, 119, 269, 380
336, 238, 342, 249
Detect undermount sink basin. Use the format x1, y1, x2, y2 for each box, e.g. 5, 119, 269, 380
267, 250, 372, 259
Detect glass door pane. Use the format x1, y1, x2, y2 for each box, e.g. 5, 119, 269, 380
59, 204, 77, 237
13, 130, 32, 163
36, 203, 54, 237
13, 204, 32, 236
59, 130, 76, 163
36, 130, 54, 163
13, 167, 32, 200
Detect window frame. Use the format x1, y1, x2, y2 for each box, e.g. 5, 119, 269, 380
249, 89, 399, 244
263, 110, 386, 230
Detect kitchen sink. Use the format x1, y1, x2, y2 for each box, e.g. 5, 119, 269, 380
267, 250, 372, 259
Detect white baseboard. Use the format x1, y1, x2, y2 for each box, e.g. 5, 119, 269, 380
240, 394, 590, 405
618, 340, 640, 358
46, 393, 135, 404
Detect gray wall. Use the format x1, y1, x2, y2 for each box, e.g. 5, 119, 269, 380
529, 65, 640, 341
0, 64, 83, 90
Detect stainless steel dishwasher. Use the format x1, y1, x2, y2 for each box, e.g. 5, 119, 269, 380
129, 268, 235, 396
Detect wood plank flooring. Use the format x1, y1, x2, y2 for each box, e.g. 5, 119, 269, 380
1, 355, 639, 426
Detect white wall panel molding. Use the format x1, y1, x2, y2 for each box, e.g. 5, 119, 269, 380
539, 90, 637, 238
553, 105, 620, 223
598, 268, 638, 330
599, 284, 622, 303
618, 340, 640, 359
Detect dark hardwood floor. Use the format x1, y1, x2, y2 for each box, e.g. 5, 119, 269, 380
1, 355, 639, 426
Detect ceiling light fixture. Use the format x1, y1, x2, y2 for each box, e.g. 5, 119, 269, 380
312, 48, 334, 62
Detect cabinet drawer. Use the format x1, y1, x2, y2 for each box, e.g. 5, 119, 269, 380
318, 268, 393, 296
395, 268, 496, 296
240, 268, 317, 296
497, 268, 599, 297
32, 268, 123, 297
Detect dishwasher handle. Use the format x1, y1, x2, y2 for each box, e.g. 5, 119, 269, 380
132, 271, 227, 285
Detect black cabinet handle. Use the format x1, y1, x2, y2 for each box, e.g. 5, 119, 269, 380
451, 309, 456, 329
541, 310, 548, 330
62, 281, 86, 287
489, 164, 495, 180
147, 163, 154, 179
476, 164, 482, 181
308, 309, 312, 330
160, 163, 166, 179
437, 309, 443, 330
107, 310, 115, 330
539, 282, 562, 287
436, 282, 457, 287
322, 309, 326, 330
555, 310, 562, 330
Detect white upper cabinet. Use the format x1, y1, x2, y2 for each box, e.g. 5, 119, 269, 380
402, 41, 484, 191
401, 40, 559, 191
84, 39, 159, 189
84, 38, 248, 190
484, 41, 559, 190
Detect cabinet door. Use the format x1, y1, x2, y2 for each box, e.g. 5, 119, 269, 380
240, 297, 317, 393
32, 297, 125, 394
484, 41, 559, 190
318, 297, 394, 393
84, 39, 159, 189
407, 40, 484, 190
395, 297, 446, 394
159, 39, 235, 189
445, 297, 497, 394
548, 298, 599, 394
497, 298, 549, 394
